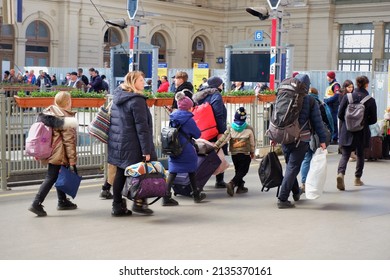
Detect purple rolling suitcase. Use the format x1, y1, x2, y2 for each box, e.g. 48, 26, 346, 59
172, 150, 221, 196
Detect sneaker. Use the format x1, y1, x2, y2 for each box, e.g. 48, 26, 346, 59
336, 173, 345, 191
293, 188, 302, 201
112, 200, 132, 217
354, 177, 364, 186
215, 181, 227, 189
162, 196, 179, 206
132, 202, 154, 215
226, 181, 235, 197
57, 199, 77, 210
277, 199, 295, 209
28, 203, 47, 217
194, 192, 206, 203
99, 189, 113, 199
236, 186, 248, 194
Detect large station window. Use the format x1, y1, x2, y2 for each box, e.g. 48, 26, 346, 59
192, 36, 205, 65
151, 32, 166, 63
25, 21, 50, 66
338, 23, 374, 71
104, 27, 122, 68
0, 18, 15, 76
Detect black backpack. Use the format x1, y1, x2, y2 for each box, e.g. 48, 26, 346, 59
161, 120, 191, 157
258, 147, 284, 197
266, 77, 308, 144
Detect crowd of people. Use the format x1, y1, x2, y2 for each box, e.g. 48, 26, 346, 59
27, 69, 386, 216
1, 67, 109, 97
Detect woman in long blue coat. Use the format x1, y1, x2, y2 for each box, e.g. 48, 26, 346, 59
108, 71, 157, 216
163, 90, 206, 206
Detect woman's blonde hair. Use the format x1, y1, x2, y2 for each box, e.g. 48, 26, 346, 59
121, 71, 144, 93
54, 91, 71, 108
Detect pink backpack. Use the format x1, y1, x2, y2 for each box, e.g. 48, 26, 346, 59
25, 122, 54, 160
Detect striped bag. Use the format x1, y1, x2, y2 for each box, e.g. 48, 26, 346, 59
88, 101, 113, 144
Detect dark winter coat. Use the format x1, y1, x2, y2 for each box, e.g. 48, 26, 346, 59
298, 95, 328, 144
108, 87, 157, 169
338, 87, 377, 148
168, 110, 201, 173
172, 81, 194, 109
192, 87, 227, 135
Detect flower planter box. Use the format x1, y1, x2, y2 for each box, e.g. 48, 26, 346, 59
258, 94, 276, 103
154, 98, 172, 107
225, 96, 256, 104
146, 98, 155, 107
14, 96, 106, 108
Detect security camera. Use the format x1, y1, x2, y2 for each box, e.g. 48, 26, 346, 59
246, 7, 270, 21
105, 18, 128, 29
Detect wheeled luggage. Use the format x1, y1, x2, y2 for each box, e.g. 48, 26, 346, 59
364, 136, 382, 161
172, 150, 221, 196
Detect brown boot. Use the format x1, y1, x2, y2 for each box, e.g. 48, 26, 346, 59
354, 177, 364, 186
301, 183, 305, 193
336, 173, 345, 191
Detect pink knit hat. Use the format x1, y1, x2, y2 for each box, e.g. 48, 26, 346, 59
176, 90, 193, 110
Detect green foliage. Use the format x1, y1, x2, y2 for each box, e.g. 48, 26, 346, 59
154, 92, 175, 98
226, 90, 256, 96
16, 90, 105, 99
259, 90, 277, 95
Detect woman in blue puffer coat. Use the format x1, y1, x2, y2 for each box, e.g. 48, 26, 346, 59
163, 90, 206, 206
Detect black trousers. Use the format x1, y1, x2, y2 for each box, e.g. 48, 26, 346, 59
166, 172, 198, 194
112, 166, 126, 204
231, 153, 251, 187
35, 164, 67, 203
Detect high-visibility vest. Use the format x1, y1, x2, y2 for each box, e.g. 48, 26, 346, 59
325, 82, 339, 98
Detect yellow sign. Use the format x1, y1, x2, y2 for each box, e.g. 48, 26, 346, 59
193, 68, 209, 92
157, 68, 168, 79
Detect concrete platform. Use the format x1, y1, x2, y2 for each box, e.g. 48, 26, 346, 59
0, 148, 389, 260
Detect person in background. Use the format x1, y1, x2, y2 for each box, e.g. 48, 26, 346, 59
198, 77, 208, 91
35, 71, 52, 89
67, 71, 86, 92
215, 107, 255, 196
107, 71, 156, 216
28, 91, 79, 217
340, 79, 357, 161
336, 75, 377, 191
169, 76, 176, 92
26, 70, 36, 85
51, 74, 58, 86
101, 74, 109, 92
157, 75, 169, 93
193, 76, 228, 188
163, 90, 205, 206
233, 81, 245, 91
87, 68, 104, 93
324, 71, 341, 144
170, 71, 194, 111
382, 108, 390, 160
62, 73, 71, 85
78, 68, 89, 86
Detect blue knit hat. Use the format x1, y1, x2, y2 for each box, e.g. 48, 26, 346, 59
234, 107, 247, 125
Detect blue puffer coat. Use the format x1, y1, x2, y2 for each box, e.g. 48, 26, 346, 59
108, 87, 157, 169
168, 110, 201, 173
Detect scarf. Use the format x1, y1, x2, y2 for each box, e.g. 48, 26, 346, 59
231, 122, 247, 132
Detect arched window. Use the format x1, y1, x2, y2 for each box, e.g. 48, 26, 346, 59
151, 32, 166, 63
104, 27, 122, 68
25, 21, 50, 66
0, 19, 15, 76
192, 36, 205, 65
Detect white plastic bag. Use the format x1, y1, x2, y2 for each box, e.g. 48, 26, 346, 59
305, 148, 328, 199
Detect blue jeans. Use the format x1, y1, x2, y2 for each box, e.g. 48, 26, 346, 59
300, 148, 314, 184
278, 141, 309, 202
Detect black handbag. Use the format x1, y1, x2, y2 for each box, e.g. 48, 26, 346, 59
258, 147, 283, 197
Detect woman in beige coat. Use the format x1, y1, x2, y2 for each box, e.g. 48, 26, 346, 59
28, 91, 79, 217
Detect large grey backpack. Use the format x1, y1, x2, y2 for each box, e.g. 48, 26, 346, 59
266, 77, 308, 144
345, 93, 371, 132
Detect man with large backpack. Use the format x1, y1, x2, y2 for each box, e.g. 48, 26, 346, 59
268, 74, 327, 209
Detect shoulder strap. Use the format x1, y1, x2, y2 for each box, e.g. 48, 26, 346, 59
347, 93, 353, 104
360, 95, 371, 104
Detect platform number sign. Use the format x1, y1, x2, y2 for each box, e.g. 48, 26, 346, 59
127, 0, 138, 20
254, 31, 263, 41
267, 0, 281, 10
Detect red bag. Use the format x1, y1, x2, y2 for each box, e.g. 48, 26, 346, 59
192, 102, 219, 141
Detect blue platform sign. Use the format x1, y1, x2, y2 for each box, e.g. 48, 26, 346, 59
254, 30, 263, 41
197, 63, 209, 69
127, 0, 138, 20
